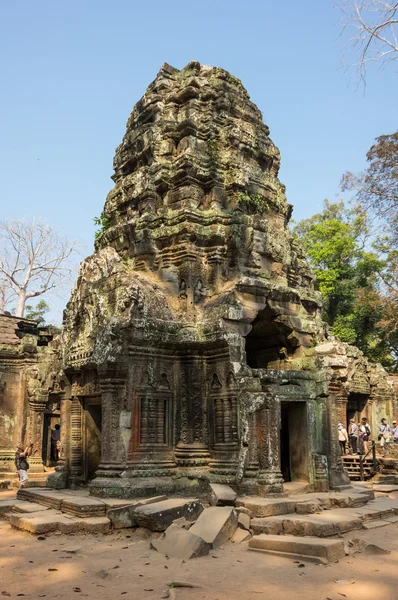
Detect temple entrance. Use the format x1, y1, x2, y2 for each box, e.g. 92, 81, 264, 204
346, 393, 368, 425
83, 398, 102, 481
280, 401, 309, 482
42, 397, 61, 467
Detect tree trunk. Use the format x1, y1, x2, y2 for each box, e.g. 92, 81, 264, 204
15, 289, 26, 318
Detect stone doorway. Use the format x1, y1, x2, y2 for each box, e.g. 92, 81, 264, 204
346, 393, 368, 425
42, 413, 60, 467
280, 401, 309, 483
83, 398, 102, 481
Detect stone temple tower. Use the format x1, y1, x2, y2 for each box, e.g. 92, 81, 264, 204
59, 61, 375, 497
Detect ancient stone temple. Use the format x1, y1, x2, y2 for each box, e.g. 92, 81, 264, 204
52, 62, 395, 497
0, 314, 60, 483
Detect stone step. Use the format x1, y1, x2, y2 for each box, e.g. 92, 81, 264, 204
249, 534, 345, 564
16, 488, 107, 516
251, 498, 398, 538
0, 472, 50, 480
10, 479, 48, 489
237, 489, 371, 518
9, 509, 110, 534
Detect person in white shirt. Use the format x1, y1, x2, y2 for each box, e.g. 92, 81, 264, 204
338, 422, 348, 455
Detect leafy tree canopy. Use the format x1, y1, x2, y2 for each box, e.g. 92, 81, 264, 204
25, 300, 50, 325
293, 200, 396, 369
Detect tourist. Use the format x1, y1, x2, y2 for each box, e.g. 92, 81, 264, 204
348, 418, 359, 454
15, 442, 34, 489
338, 422, 348, 455
392, 420, 398, 444
359, 417, 371, 455
51, 424, 61, 462
378, 417, 391, 456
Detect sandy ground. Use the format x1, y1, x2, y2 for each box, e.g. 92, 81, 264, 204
1, 490, 398, 600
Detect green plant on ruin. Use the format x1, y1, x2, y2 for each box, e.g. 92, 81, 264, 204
238, 191, 270, 215
207, 138, 219, 164
93, 212, 111, 239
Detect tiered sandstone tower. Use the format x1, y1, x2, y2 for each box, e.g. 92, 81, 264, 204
59, 62, 392, 497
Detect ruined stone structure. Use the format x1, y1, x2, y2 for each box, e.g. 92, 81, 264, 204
0, 314, 60, 479
2, 62, 395, 497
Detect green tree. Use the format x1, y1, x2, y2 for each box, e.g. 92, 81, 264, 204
25, 300, 50, 325
293, 200, 395, 368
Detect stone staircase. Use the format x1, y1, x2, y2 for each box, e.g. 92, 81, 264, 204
2, 484, 398, 564
342, 455, 377, 480
238, 487, 398, 563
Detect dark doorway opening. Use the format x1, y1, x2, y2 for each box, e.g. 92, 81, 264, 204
245, 306, 297, 369
42, 413, 60, 466
84, 399, 102, 481
280, 401, 309, 483
346, 393, 368, 424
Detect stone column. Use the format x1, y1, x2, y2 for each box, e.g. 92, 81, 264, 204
256, 395, 283, 493
27, 392, 47, 472
69, 396, 83, 485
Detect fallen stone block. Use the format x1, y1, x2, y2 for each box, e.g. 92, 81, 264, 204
249, 534, 345, 564
349, 538, 390, 555
107, 505, 137, 529
190, 506, 238, 547
231, 528, 251, 543
235, 506, 253, 518
173, 517, 193, 529
134, 498, 203, 531
151, 523, 211, 559
238, 512, 251, 531
209, 483, 237, 506
107, 495, 168, 529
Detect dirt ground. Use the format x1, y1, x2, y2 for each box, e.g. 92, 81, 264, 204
1, 490, 398, 600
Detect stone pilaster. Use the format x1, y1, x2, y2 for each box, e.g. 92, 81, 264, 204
256, 395, 283, 493
97, 376, 126, 476
69, 396, 83, 485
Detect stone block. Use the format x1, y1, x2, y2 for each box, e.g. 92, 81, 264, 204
107, 505, 137, 529
60, 496, 106, 518
151, 523, 211, 559
251, 517, 283, 536
295, 501, 321, 514
134, 498, 203, 531
231, 528, 251, 543
209, 483, 237, 506
235, 506, 253, 518
236, 496, 296, 518
190, 506, 238, 548
249, 534, 345, 563
238, 512, 251, 531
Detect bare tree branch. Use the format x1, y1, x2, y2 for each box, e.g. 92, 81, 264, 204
0, 217, 79, 317
337, 1, 398, 83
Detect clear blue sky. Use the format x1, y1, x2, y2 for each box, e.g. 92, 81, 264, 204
1, 1, 397, 323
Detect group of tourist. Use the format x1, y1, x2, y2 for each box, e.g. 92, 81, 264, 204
338, 417, 398, 457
